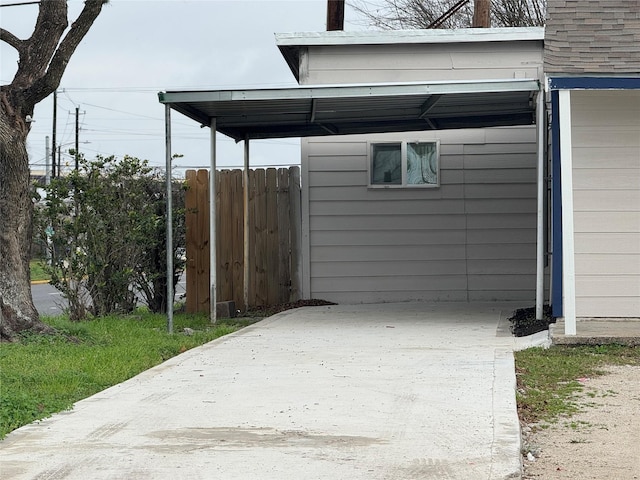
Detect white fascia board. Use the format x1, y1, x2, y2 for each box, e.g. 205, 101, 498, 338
159, 79, 540, 104
275, 27, 544, 47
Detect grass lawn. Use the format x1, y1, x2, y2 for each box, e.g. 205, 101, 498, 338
29, 259, 50, 282
515, 345, 640, 424
0, 312, 258, 439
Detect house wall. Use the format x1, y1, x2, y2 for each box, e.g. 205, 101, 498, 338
302, 127, 538, 304
301, 41, 543, 84
571, 90, 640, 317
299, 37, 542, 304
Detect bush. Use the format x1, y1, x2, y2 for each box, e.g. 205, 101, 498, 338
34, 155, 185, 319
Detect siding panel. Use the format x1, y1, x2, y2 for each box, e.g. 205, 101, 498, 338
576, 276, 640, 298
576, 297, 640, 318
574, 190, 640, 211
575, 254, 640, 276
306, 42, 543, 84
572, 90, 640, 318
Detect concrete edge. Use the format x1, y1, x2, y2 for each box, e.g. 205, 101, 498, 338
491, 349, 522, 480
551, 335, 640, 347
550, 322, 640, 346
512, 330, 552, 351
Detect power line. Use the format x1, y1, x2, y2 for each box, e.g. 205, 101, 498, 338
0, 1, 40, 7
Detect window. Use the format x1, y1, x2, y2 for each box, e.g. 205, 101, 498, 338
369, 141, 439, 188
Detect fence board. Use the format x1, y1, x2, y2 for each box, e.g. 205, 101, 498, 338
248, 169, 257, 308
266, 169, 279, 305
289, 166, 302, 301
254, 169, 268, 306
231, 170, 244, 311
185, 167, 301, 313
185, 170, 198, 313
196, 169, 210, 312
277, 168, 291, 304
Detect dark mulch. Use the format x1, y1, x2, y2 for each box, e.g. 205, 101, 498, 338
509, 304, 556, 337
244, 299, 337, 318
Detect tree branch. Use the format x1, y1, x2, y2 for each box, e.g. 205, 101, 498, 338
0, 28, 24, 52
10, 1, 68, 91
23, 0, 109, 107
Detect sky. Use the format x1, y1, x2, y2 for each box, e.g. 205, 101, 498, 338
0, 0, 370, 176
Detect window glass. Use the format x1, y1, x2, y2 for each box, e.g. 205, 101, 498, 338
407, 142, 438, 185
371, 143, 401, 185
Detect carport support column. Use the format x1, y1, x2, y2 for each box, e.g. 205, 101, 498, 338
535, 91, 545, 320
165, 104, 174, 334
243, 136, 250, 311
210, 118, 217, 324
559, 90, 576, 335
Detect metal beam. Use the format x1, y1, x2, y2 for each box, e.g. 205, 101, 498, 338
210, 118, 217, 324
164, 104, 174, 334
159, 79, 540, 104
243, 136, 250, 312
309, 98, 318, 123
418, 95, 443, 119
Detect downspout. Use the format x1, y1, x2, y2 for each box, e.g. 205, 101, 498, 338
535, 90, 545, 320
550, 90, 563, 318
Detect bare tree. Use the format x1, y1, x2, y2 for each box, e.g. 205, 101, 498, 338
349, 0, 546, 29
0, 0, 109, 341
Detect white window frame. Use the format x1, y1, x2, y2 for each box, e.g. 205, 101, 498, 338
368, 140, 440, 189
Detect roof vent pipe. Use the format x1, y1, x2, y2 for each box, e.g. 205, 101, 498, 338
327, 0, 344, 31
472, 0, 491, 28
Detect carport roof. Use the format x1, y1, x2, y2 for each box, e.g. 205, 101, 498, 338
158, 79, 540, 142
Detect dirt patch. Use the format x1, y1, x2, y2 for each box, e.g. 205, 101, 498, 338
521, 364, 640, 479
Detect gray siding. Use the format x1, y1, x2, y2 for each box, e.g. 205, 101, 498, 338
571, 90, 640, 318
304, 127, 538, 304
296, 33, 543, 304
303, 41, 543, 84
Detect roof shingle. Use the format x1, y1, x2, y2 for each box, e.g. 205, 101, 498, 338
544, 0, 640, 74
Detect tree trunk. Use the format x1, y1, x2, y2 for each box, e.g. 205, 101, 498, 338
0, 0, 107, 340
0, 102, 53, 340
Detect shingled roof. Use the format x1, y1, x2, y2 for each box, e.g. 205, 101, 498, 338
544, 0, 640, 74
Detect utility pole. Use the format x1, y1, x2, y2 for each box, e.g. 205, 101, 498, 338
326, 0, 344, 31
472, 0, 491, 28
75, 106, 80, 170
45, 136, 51, 185
52, 90, 57, 178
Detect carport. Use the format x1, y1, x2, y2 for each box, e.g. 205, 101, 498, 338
158, 79, 547, 329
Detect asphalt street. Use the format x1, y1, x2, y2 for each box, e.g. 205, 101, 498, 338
31, 279, 186, 317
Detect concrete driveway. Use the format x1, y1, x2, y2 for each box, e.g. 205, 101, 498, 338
0, 302, 546, 479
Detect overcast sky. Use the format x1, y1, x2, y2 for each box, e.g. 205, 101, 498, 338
1, 0, 369, 176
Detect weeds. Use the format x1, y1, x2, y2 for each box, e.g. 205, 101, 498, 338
29, 259, 50, 283
515, 345, 640, 424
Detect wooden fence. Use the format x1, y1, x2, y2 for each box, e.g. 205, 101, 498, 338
184, 167, 301, 313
